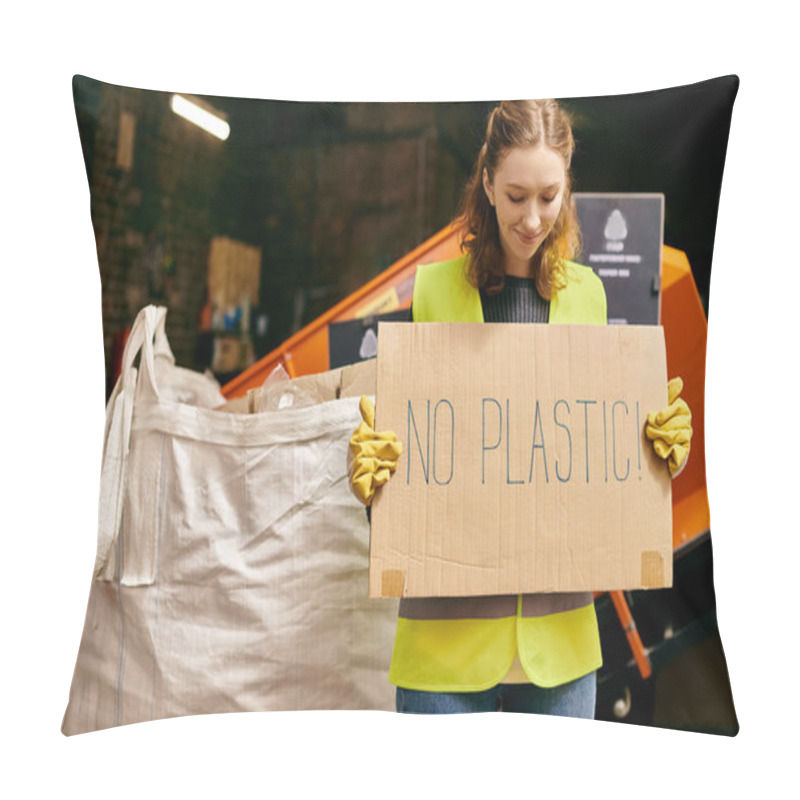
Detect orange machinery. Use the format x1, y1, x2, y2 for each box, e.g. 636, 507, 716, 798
222, 225, 711, 681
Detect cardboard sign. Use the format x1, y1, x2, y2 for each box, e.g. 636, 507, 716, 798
370, 322, 672, 598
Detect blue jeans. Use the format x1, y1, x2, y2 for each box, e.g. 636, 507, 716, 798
396, 672, 596, 718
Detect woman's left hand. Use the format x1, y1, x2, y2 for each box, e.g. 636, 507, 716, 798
645, 377, 692, 478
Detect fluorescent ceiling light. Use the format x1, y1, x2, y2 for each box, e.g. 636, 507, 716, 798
170, 94, 230, 141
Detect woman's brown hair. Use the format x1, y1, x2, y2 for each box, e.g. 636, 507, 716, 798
458, 99, 581, 299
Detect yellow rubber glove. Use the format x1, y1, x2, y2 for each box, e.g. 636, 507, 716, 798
348, 396, 403, 505
645, 377, 693, 477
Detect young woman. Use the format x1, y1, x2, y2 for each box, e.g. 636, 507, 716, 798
349, 99, 692, 717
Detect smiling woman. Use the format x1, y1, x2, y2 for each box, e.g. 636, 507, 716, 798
482, 145, 567, 277
348, 98, 694, 718
461, 99, 582, 300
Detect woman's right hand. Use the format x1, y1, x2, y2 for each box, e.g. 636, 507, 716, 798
347, 396, 403, 505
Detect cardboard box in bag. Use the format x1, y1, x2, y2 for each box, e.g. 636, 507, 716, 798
370, 322, 672, 598
218, 359, 377, 413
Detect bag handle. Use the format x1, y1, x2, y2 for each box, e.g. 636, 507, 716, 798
118, 305, 165, 402
153, 308, 175, 364
94, 305, 166, 579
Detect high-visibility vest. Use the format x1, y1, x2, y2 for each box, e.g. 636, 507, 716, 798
388, 254, 607, 692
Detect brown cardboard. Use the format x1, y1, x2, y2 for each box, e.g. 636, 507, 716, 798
339, 359, 377, 398
370, 322, 672, 598
279, 359, 375, 403
217, 358, 377, 414
274, 370, 342, 406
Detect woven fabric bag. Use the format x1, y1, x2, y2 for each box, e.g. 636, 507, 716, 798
62, 306, 397, 735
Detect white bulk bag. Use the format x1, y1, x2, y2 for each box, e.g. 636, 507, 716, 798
62, 306, 397, 735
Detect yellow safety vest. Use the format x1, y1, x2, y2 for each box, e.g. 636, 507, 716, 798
388, 254, 607, 692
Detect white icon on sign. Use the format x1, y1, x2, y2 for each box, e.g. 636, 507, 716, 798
604, 209, 628, 252
359, 328, 378, 359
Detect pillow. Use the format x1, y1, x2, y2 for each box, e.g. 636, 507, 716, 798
63, 75, 738, 735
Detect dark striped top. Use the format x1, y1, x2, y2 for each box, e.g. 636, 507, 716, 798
480, 275, 550, 324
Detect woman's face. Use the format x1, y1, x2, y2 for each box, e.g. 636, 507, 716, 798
483, 145, 567, 277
